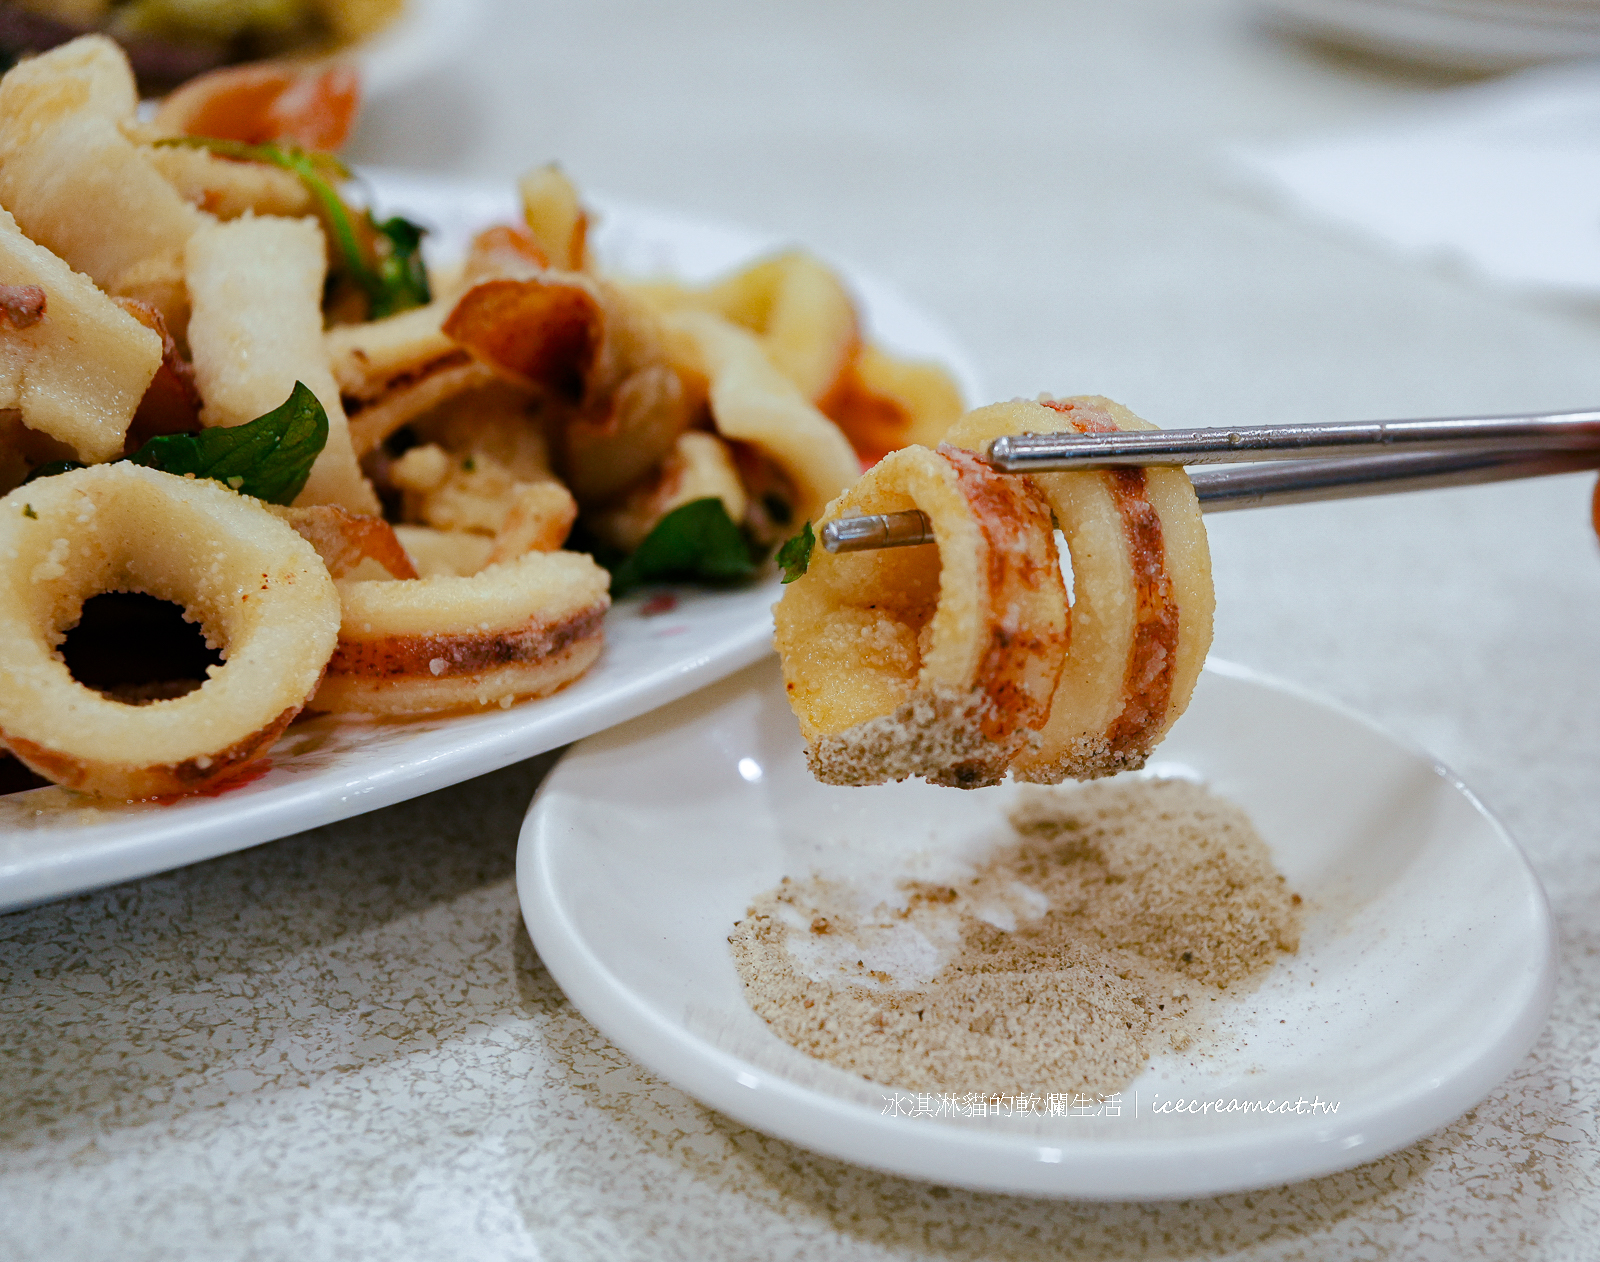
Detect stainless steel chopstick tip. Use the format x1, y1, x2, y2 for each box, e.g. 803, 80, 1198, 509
820, 510, 934, 553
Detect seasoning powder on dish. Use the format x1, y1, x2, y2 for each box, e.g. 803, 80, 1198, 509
729, 779, 1302, 1098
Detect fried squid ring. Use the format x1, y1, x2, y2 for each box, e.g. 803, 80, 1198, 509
945, 396, 1214, 780
774, 443, 1068, 788
0, 464, 340, 799
311, 550, 611, 716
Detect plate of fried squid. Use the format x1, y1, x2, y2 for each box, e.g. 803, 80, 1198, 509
0, 37, 978, 910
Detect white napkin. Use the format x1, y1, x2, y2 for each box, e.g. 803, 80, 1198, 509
1231, 59, 1600, 299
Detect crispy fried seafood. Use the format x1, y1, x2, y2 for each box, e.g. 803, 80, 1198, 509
0, 464, 340, 799
774, 396, 1214, 788
774, 443, 1068, 788
948, 397, 1214, 781
0, 35, 964, 800
312, 552, 610, 716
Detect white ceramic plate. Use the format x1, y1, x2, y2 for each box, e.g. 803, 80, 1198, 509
518, 657, 1555, 1200
0, 173, 980, 913
1254, 0, 1600, 70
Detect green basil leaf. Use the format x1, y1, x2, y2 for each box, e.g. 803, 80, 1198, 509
776, 521, 814, 583
609, 497, 760, 598
367, 214, 431, 319
128, 382, 328, 505
153, 137, 429, 320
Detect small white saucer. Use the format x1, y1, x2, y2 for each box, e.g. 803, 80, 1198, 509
517, 658, 1555, 1200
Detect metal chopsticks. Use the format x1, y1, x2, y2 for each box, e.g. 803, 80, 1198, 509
1190, 445, 1600, 510
985, 408, 1600, 471
819, 408, 1600, 554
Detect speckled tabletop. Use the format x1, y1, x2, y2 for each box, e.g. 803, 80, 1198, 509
6, 2, 1600, 1257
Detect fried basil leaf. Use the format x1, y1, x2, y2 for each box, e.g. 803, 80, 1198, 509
127, 382, 328, 505
368, 214, 431, 318
608, 497, 761, 598
154, 137, 430, 319
776, 521, 814, 583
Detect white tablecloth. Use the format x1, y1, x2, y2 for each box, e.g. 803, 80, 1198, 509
5, 1, 1600, 1256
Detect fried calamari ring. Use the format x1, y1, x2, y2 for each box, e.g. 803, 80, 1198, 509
774, 443, 1068, 788
311, 550, 611, 716
945, 396, 1214, 780
0, 464, 340, 799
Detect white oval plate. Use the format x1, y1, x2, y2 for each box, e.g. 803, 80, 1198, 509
518, 657, 1555, 1200
0, 172, 980, 913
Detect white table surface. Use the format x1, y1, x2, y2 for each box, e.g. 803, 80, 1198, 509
6, 2, 1600, 1257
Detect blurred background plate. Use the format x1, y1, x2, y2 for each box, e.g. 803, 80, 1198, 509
1254, 0, 1600, 69
355, 0, 485, 98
